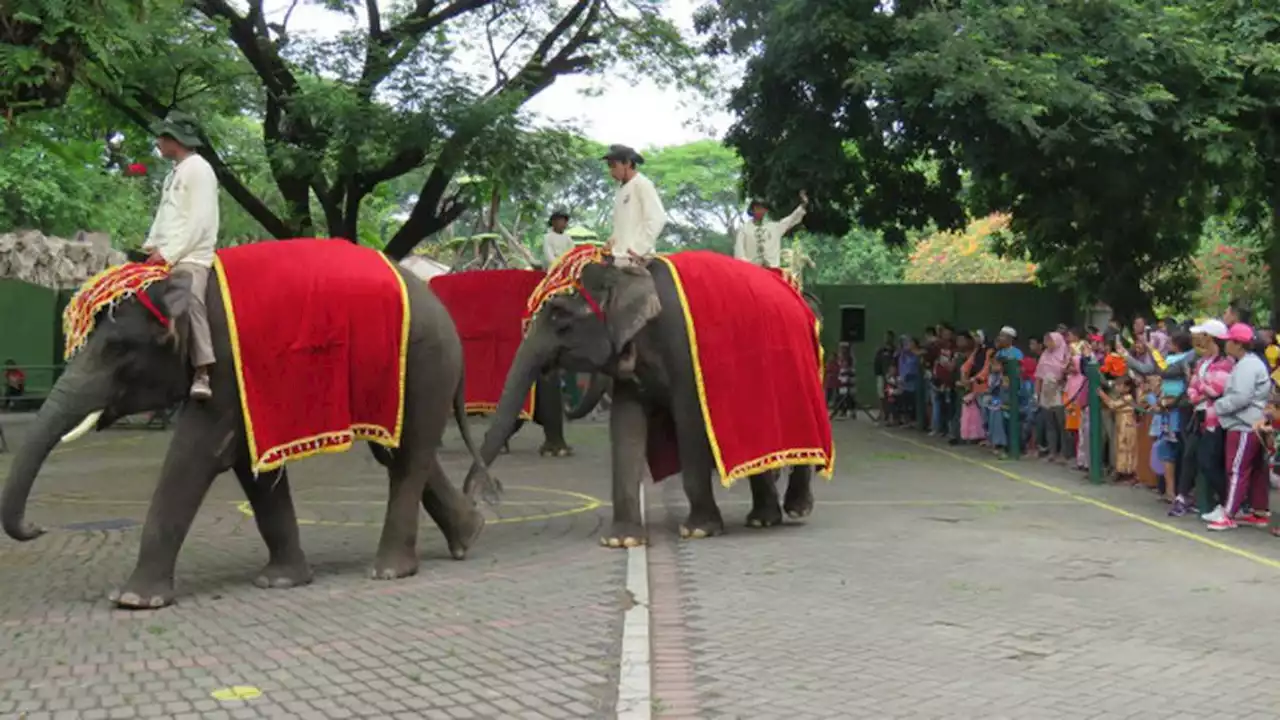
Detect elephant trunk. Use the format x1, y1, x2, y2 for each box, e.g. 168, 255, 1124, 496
463, 323, 557, 496
1, 361, 112, 541
565, 372, 610, 421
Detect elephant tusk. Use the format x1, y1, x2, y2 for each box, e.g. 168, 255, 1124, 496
60, 410, 104, 444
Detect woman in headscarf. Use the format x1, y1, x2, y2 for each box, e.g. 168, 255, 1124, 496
1036, 331, 1071, 462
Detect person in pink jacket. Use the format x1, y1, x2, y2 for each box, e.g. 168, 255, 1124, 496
1185, 319, 1236, 520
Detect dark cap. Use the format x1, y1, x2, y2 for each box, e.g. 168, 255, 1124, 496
602, 144, 643, 165
748, 198, 769, 212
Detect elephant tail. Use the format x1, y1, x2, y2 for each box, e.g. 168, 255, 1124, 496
454, 372, 503, 506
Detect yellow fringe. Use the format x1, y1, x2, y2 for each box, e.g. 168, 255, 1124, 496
655, 256, 834, 488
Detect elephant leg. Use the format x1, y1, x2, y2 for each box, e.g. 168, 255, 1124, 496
419, 454, 486, 561
783, 465, 816, 519
674, 412, 724, 541
110, 418, 225, 609
602, 383, 647, 548
745, 470, 784, 528
233, 465, 312, 589
372, 455, 429, 579
536, 371, 572, 457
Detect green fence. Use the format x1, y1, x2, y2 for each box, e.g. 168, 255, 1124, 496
810, 282, 1079, 407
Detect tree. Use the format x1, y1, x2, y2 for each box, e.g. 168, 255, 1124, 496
803, 228, 905, 285
904, 214, 1035, 285
695, 0, 1235, 317
642, 139, 744, 248
0, 0, 158, 118
11, 0, 706, 259
1191, 215, 1270, 320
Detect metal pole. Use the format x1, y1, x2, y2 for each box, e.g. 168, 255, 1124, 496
1007, 357, 1021, 460
1087, 359, 1104, 484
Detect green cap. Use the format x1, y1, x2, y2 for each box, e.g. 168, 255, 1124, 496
151, 111, 204, 148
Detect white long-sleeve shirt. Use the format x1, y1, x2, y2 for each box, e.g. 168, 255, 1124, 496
145, 153, 220, 267
610, 172, 666, 261
543, 230, 573, 266
732, 204, 807, 268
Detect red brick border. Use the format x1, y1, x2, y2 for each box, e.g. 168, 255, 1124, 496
647, 486, 703, 719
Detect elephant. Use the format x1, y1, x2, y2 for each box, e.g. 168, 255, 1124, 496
463, 258, 820, 547
0, 263, 497, 609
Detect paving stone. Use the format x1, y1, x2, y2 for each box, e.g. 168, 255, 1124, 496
0, 420, 622, 719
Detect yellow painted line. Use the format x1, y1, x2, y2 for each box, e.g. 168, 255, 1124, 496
211, 686, 261, 702
884, 431, 1280, 572
234, 484, 604, 528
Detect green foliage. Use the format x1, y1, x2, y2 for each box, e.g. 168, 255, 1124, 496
804, 228, 906, 286
4, 0, 708, 261
697, 0, 1241, 317
0, 118, 153, 241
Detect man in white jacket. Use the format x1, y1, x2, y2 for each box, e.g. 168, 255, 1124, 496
543, 209, 573, 268
733, 192, 808, 268
601, 144, 666, 376
142, 111, 220, 400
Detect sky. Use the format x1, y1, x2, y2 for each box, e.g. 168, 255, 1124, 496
269, 0, 737, 150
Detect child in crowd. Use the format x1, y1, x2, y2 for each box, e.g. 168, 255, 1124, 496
1145, 375, 1181, 502
881, 364, 901, 426
1100, 374, 1138, 482
831, 342, 857, 420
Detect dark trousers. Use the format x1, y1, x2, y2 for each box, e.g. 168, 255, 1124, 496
1198, 428, 1228, 510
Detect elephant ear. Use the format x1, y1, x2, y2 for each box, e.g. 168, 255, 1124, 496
600, 265, 662, 353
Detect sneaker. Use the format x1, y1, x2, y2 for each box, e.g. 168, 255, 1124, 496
1201, 505, 1226, 523
1168, 497, 1191, 518
1237, 513, 1269, 528
190, 372, 212, 401
1207, 516, 1237, 531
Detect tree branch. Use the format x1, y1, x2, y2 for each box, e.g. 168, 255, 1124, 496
383, 0, 603, 259
89, 79, 292, 239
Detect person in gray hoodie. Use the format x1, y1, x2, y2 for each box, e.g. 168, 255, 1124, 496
1209, 322, 1272, 530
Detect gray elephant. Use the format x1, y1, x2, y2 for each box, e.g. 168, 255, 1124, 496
1, 262, 497, 609
498, 371, 578, 457
463, 256, 824, 547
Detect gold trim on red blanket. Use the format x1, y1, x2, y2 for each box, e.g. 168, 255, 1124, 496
214, 252, 410, 473
656, 256, 835, 487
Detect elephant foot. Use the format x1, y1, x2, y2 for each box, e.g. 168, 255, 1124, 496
600, 521, 646, 549
370, 553, 419, 580
783, 489, 815, 519
538, 441, 573, 458
109, 581, 175, 610
678, 516, 724, 540
446, 509, 486, 561
745, 502, 784, 529
253, 560, 313, 590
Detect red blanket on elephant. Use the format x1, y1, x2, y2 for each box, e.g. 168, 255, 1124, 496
651, 251, 834, 486
429, 270, 542, 420
213, 239, 408, 473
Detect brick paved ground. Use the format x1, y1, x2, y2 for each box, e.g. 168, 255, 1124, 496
8, 412, 1280, 719
0, 415, 624, 720
652, 421, 1280, 719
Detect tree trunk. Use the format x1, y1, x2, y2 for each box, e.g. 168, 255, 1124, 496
1269, 198, 1280, 327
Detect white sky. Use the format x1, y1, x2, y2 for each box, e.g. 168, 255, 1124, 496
269, 0, 736, 149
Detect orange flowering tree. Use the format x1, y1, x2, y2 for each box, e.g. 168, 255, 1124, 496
1191, 218, 1269, 315
904, 213, 1037, 284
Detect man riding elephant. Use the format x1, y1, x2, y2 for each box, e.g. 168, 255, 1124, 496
733, 191, 809, 270
141, 110, 219, 401
601, 144, 667, 377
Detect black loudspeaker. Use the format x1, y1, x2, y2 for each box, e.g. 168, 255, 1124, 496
840, 305, 865, 344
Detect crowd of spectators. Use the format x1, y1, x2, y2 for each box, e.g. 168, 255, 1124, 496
856, 304, 1280, 533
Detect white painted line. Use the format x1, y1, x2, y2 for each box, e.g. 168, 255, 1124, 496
616, 483, 652, 720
